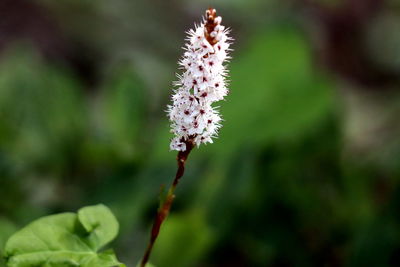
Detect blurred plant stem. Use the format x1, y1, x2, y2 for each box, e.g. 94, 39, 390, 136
140, 141, 194, 267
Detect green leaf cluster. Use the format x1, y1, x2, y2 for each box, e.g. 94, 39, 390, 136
4, 204, 125, 267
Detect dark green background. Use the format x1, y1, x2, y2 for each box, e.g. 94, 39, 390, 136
1, 0, 400, 266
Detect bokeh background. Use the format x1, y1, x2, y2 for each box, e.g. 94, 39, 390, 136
1, 0, 400, 266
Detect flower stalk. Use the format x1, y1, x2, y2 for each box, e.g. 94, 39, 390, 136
140, 140, 194, 267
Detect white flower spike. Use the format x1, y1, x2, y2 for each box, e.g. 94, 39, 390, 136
168, 8, 232, 151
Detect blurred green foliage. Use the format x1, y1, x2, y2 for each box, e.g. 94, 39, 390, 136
1, 1, 400, 266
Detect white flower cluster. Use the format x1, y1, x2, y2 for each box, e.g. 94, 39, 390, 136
168, 9, 232, 151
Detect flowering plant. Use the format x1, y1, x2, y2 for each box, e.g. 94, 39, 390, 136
141, 7, 232, 267
168, 8, 232, 151
2, 7, 232, 267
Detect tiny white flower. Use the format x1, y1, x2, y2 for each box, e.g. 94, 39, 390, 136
167, 8, 232, 151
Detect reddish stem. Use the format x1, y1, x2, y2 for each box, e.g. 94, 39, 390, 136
140, 140, 194, 267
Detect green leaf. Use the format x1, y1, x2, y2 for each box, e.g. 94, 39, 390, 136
4, 204, 124, 267
77, 205, 119, 250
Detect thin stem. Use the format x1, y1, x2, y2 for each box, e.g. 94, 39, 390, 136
140, 141, 194, 267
